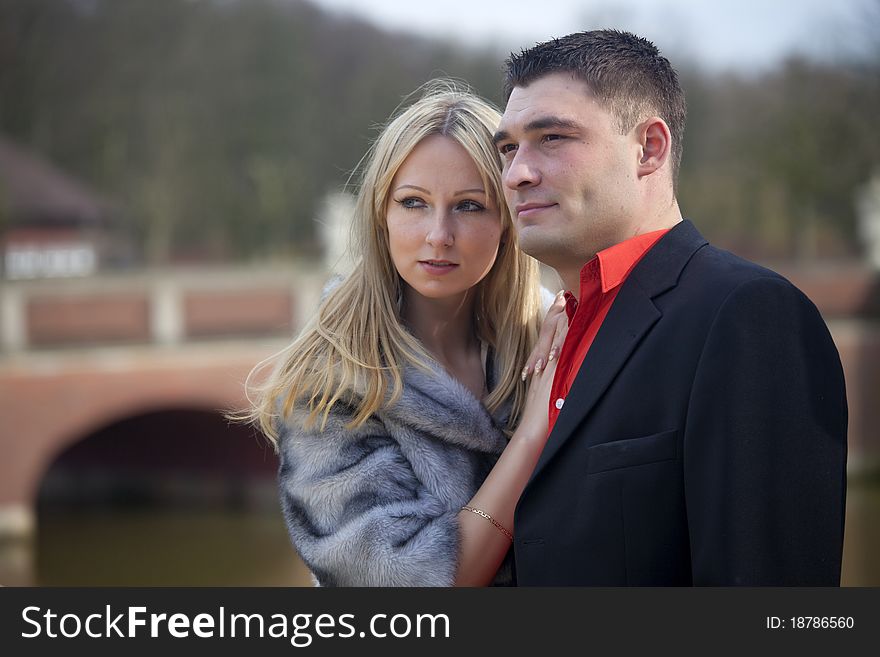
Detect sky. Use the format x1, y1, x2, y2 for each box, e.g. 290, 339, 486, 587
309, 0, 875, 72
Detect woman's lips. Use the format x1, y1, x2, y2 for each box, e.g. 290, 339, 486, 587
418, 260, 459, 276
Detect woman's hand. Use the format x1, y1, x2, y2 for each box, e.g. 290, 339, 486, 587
522, 291, 569, 381
455, 311, 562, 586
515, 350, 559, 443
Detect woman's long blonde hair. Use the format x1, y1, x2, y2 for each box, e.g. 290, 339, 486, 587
246, 80, 543, 445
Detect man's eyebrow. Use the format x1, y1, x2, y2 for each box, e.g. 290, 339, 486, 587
492, 130, 509, 145
493, 116, 582, 144
527, 117, 581, 132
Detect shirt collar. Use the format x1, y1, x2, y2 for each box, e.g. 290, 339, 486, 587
590, 227, 671, 294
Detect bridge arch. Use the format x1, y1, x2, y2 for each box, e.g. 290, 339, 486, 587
0, 344, 278, 529
33, 405, 304, 586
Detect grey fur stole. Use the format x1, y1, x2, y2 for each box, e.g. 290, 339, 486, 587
276, 356, 514, 587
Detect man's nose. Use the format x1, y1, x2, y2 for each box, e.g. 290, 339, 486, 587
503, 149, 541, 190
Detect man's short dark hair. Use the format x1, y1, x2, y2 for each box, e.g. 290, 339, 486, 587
504, 30, 687, 189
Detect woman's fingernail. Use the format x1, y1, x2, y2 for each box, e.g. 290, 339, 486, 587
534, 358, 544, 374
548, 347, 558, 362
521, 366, 529, 381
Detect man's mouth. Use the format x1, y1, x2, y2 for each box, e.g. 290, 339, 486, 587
515, 202, 557, 218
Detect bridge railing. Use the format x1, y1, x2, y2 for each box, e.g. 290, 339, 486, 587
1, 263, 328, 353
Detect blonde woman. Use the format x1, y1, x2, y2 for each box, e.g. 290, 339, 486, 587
247, 82, 563, 586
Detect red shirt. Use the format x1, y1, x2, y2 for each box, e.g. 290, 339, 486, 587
547, 228, 671, 434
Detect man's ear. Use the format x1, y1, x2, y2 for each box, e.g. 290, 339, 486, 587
635, 117, 671, 178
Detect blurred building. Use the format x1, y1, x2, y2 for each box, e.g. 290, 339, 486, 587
0, 136, 130, 280
858, 171, 880, 270
317, 191, 357, 277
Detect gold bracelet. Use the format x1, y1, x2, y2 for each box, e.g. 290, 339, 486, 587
461, 505, 513, 542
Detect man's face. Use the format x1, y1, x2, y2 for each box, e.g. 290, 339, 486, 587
495, 73, 640, 272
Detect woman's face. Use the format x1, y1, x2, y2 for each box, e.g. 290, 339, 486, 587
386, 134, 503, 304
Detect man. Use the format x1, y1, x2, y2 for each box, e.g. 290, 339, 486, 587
495, 30, 847, 585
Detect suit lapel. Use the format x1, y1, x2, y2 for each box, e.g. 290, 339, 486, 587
530, 281, 659, 477
527, 220, 709, 482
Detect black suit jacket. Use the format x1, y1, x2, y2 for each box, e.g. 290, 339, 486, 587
513, 221, 848, 585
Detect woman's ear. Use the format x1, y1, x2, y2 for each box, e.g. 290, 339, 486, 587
635, 117, 671, 179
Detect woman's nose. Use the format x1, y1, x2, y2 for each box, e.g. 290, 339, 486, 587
425, 212, 454, 247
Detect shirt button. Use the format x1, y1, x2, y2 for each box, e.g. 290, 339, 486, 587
555, 398, 565, 410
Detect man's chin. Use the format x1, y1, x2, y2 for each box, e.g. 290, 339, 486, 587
516, 230, 563, 266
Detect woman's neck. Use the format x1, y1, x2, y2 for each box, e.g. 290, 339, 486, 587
401, 288, 480, 363
402, 288, 486, 400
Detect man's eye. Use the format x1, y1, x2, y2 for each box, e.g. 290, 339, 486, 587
498, 143, 517, 155
543, 134, 564, 143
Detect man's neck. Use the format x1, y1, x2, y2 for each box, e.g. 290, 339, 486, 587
559, 204, 683, 296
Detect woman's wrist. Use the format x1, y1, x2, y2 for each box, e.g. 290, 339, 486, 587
511, 419, 549, 446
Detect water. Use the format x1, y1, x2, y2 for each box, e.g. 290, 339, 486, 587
6, 481, 876, 586
840, 477, 880, 586
35, 508, 313, 587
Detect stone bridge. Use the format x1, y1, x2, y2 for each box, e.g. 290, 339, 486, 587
1, 261, 878, 576
0, 264, 326, 542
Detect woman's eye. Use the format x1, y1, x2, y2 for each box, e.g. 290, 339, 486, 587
398, 197, 425, 209
457, 200, 485, 212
